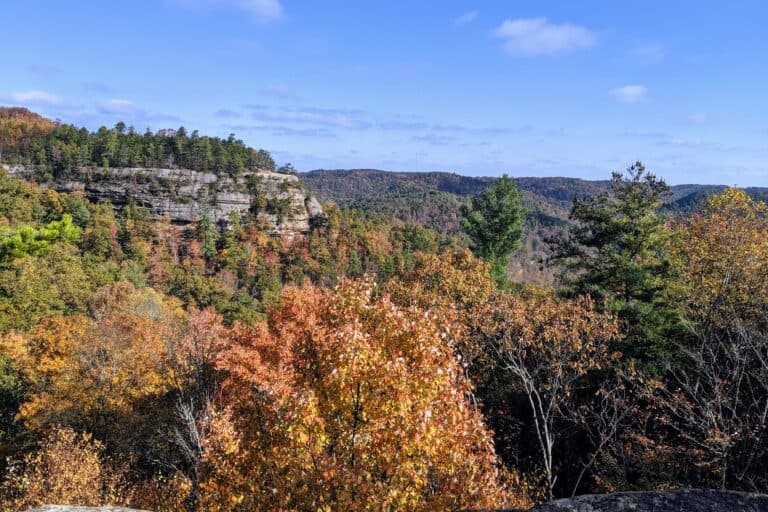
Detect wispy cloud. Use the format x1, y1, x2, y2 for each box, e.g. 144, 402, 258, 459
493, 17, 596, 56
412, 134, 457, 145
81, 82, 112, 93
8, 90, 63, 106
25, 63, 61, 77
260, 84, 301, 100
242, 103, 269, 111
454, 11, 478, 26
214, 108, 242, 118
97, 99, 181, 122
633, 43, 666, 61
250, 106, 370, 129
380, 118, 530, 136
172, 0, 283, 23
688, 112, 707, 124
378, 119, 430, 130
610, 85, 648, 104
98, 99, 136, 115
224, 124, 337, 138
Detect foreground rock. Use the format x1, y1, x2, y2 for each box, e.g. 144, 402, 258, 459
28, 490, 768, 512
526, 489, 768, 512
28, 507, 149, 512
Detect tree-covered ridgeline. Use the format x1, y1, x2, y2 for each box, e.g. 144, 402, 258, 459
0, 107, 275, 177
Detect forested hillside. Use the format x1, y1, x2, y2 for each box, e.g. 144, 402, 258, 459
1, 110, 768, 511
304, 168, 768, 229
303, 169, 768, 282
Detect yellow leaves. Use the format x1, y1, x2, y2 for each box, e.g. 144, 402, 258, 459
670, 188, 768, 328
0, 281, 190, 439
0, 426, 131, 510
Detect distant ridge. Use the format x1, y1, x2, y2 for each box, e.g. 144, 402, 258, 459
301, 168, 768, 283
302, 168, 768, 217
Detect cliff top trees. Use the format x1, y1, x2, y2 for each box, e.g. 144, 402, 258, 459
0, 110, 276, 176
461, 174, 526, 286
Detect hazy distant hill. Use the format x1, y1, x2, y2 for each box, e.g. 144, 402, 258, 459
302, 168, 768, 283
304, 168, 768, 228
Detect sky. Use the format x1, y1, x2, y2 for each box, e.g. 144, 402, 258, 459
2, 0, 767, 185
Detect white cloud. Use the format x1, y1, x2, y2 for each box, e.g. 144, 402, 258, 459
260, 84, 300, 99
98, 99, 137, 115
688, 112, 707, 124
492, 17, 596, 56
96, 99, 181, 122
25, 63, 61, 77
9, 90, 62, 105
610, 85, 648, 104
454, 11, 478, 26
250, 106, 370, 129
633, 43, 666, 61
234, 0, 282, 22
172, 0, 283, 23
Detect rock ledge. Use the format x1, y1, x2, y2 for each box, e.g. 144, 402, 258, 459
529, 489, 768, 512
28, 507, 149, 512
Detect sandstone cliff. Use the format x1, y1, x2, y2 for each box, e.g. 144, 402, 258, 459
2, 165, 323, 237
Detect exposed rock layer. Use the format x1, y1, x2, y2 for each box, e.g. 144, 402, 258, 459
24, 490, 768, 512
3, 165, 322, 237
475, 489, 768, 512
28, 507, 149, 512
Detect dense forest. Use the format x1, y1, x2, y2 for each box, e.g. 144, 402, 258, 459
0, 107, 275, 179
0, 110, 767, 511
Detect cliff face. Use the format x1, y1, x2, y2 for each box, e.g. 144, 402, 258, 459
3, 165, 323, 237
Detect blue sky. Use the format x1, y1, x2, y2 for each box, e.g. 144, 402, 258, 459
2, 1, 767, 185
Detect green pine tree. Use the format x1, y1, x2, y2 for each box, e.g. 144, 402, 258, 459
553, 162, 680, 370
460, 174, 526, 287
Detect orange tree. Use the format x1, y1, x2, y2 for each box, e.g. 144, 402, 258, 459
194, 278, 528, 511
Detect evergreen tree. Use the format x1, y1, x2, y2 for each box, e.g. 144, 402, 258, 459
460, 174, 526, 286
197, 204, 218, 261
553, 162, 678, 368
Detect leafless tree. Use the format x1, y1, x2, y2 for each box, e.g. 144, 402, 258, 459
653, 320, 768, 490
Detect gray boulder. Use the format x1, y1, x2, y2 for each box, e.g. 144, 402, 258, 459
28, 507, 150, 512
530, 489, 768, 512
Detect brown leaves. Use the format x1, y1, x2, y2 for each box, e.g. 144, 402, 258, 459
0, 427, 131, 511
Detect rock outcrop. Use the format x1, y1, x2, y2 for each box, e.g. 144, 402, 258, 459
3, 165, 322, 237
475, 489, 768, 512
28, 507, 149, 512
24, 490, 768, 512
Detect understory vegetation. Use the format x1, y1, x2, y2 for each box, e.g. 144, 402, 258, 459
0, 110, 767, 511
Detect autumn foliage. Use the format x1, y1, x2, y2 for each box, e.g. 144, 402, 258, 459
3, 145, 768, 509
0, 427, 130, 511
194, 278, 528, 511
